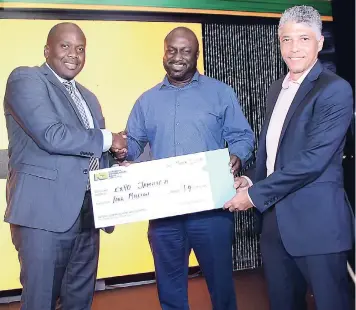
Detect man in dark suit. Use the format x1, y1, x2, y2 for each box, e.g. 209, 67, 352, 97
224, 5, 354, 310
4, 23, 125, 309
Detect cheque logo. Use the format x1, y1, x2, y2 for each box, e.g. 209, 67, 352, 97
94, 172, 109, 181
109, 170, 127, 179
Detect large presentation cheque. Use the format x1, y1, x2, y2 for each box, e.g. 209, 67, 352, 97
90, 148, 235, 228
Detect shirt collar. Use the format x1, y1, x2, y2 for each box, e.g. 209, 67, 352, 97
160, 70, 200, 89
282, 59, 318, 89
46, 63, 76, 87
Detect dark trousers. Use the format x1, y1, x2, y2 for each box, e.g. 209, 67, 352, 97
260, 207, 352, 310
148, 209, 237, 310
11, 191, 99, 310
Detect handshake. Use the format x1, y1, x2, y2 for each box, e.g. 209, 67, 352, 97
223, 176, 254, 212
110, 131, 128, 161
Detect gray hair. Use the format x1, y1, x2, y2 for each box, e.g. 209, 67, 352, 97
278, 5, 322, 40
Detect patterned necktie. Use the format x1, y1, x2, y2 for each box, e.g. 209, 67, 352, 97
62, 81, 99, 177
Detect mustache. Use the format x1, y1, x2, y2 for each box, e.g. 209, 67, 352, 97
63, 59, 79, 65
167, 61, 186, 65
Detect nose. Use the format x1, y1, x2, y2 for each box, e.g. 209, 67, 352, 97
172, 51, 183, 62
291, 40, 299, 53
67, 46, 78, 58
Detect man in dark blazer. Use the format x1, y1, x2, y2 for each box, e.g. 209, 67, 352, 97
4, 22, 125, 309
224, 6, 354, 310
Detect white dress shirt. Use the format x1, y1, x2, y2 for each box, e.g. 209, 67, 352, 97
46, 63, 112, 152
245, 61, 317, 205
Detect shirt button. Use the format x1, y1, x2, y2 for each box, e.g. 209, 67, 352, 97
176, 122, 179, 126
177, 142, 180, 145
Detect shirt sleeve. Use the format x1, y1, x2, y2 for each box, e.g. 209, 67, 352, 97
101, 129, 112, 152
221, 87, 255, 167
126, 97, 149, 161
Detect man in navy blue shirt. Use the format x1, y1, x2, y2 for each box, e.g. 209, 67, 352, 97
124, 27, 254, 310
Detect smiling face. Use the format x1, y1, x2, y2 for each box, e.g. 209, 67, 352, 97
163, 28, 199, 87
279, 21, 324, 80
44, 23, 86, 80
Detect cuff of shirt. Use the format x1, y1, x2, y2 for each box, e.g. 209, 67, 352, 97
241, 176, 255, 207
246, 190, 256, 207
241, 176, 253, 187
101, 129, 112, 152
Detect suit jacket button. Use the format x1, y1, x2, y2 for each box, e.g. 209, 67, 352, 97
83, 169, 88, 174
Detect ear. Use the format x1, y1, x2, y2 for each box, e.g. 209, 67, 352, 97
317, 36, 324, 52
44, 45, 49, 59
196, 50, 200, 59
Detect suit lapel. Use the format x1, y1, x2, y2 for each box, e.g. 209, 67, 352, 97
255, 79, 283, 180
257, 79, 283, 167
260, 79, 283, 141
275, 61, 323, 153
40, 63, 86, 127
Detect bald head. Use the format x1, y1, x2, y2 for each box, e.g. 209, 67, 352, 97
163, 27, 200, 87
46, 22, 85, 45
44, 22, 86, 80
164, 27, 199, 52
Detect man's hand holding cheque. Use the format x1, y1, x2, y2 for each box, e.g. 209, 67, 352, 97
223, 177, 254, 212
229, 155, 241, 176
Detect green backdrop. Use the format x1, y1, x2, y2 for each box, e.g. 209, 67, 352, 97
1, 0, 332, 16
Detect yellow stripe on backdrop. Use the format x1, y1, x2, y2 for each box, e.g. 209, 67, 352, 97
0, 19, 203, 291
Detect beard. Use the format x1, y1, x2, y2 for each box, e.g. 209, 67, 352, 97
163, 60, 197, 82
